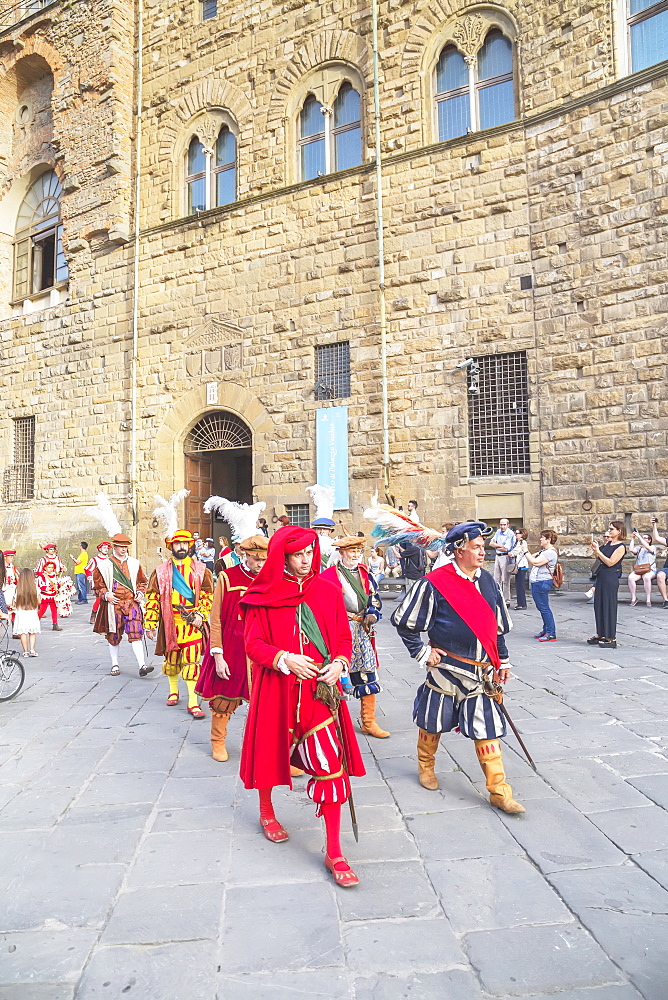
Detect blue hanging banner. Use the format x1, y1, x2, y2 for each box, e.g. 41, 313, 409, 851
316, 407, 349, 511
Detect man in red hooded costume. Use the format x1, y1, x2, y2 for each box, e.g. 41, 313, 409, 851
240, 525, 365, 888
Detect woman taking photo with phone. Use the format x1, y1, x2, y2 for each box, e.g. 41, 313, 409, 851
588, 521, 627, 649
526, 529, 559, 641
627, 531, 656, 608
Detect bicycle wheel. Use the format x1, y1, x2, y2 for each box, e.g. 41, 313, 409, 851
0, 655, 25, 702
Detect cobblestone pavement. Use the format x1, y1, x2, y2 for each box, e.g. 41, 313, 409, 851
1, 591, 667, 999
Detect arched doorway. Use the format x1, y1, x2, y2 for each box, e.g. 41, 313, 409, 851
184, 410, 252, 541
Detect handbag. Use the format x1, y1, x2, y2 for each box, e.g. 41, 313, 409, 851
633, 563, 652, 576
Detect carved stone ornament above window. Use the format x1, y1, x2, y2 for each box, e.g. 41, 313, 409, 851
451, 14, 487, 58
191, 113, 220, 150
185, 317, 245, 377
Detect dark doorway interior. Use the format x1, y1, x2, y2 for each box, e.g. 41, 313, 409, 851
185, 447, 253, 544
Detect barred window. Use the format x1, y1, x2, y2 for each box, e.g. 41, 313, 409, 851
3, 416, 35, 502
468, 352, 530, 477
315, 342, 351, 400
201, 0, 217, 21
628, 0, 668, 71
286, 504, 311, 528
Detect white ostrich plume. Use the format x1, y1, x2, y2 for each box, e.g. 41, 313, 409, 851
153, 489, 190, 539
306, 484, 335, 520
86, 493, 123, 538
203, 496, 266, 542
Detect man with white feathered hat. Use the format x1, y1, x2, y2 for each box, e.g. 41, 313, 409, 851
143, 491, 214, 718
88, 495, 151, 678
196, 497, 269, 761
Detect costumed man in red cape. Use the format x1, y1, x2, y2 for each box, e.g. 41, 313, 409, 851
239, 525, 366, 888
197, 532, 268, 762
322, 534, 390, 739
391, 520, 524, 814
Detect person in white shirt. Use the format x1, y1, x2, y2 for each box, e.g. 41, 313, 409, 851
628, 531, 657, 608
490, 518, 515, 606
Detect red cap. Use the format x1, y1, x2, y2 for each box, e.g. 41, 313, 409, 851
3, 550, 16, 556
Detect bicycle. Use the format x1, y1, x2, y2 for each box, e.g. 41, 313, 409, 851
0, 621, 24, 702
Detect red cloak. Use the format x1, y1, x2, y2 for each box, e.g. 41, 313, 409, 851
239, 527, 365, 790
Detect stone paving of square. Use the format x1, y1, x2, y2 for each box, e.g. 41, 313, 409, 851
1, 591, 667, 999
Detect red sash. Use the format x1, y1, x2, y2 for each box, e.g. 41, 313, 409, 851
428, 563, 501, 669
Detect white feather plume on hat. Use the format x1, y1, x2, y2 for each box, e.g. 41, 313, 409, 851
305, 484, 335, 520
203, 496, 266, 542
86, 493, 123, 538
153, 489, 190, 540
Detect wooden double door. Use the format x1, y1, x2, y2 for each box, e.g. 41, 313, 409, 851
185, 447, 253, 547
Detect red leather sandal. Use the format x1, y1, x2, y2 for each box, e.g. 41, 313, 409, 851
324, 855, 359, 888
260, 818, 289, 843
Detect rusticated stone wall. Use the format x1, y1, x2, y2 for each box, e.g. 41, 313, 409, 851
0, 0, 666, 571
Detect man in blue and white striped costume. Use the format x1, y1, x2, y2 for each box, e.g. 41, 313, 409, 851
391, 521, 525, 814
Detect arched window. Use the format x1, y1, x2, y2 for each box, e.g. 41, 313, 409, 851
186, 136, 207, 214
185, 126, 237, 215
435, 46, 471, 141
13, 170, 68, 301
299, 84, 362, 181
299, 94, 326, 180
477, 31, 514, 130
627, 0, 668, 72
435, 30, 515, 142
333, 82, 362, 170
214, 126, 237, 206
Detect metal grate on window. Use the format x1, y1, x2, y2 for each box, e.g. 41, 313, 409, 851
3, 416, 35, 502
468, 352, 530, 477
285, 504, 311, 528
315, 342, 351, 400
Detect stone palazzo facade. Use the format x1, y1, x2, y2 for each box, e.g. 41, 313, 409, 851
0, 0, 666, 564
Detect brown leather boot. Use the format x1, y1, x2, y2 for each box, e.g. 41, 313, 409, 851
211, 712, 231, 762
417, 729, 440, 789
475, 739, 525, 814
358, 694, 390, 738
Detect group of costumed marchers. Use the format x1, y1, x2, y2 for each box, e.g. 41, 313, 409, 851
35, 544, 75, 629
364, 500, 525, 815
76, 481, 524, 890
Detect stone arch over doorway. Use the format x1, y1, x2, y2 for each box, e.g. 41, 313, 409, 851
153, 382, 275, 540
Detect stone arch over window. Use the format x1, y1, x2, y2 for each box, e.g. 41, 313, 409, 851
157, 78, 251, 219
266, 30, 370, 184
402, 3, 519, 147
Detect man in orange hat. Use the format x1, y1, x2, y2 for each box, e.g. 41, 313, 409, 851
93, 533, 149, 676
197, 534, 268, 760
144, 529, 214, 717
322, 535, 390, 739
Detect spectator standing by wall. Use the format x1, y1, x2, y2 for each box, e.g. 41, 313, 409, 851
398, 540, 426, 581
588, 522, 627, 649
199, 538, 216, 573
510, 528, 530, 610
490, 518, 515, 606
527, 529, 559, 642
627, 531, 656, 607
650, 519, 668, 608
384, 544, 401, 578
72, 542, 89, 604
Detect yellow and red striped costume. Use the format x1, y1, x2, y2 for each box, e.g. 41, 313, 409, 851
144, 556, 214, 682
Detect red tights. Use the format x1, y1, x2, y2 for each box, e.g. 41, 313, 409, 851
257, 788, 345, 865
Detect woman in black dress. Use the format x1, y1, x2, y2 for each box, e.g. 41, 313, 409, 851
588, 521, 626, 649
